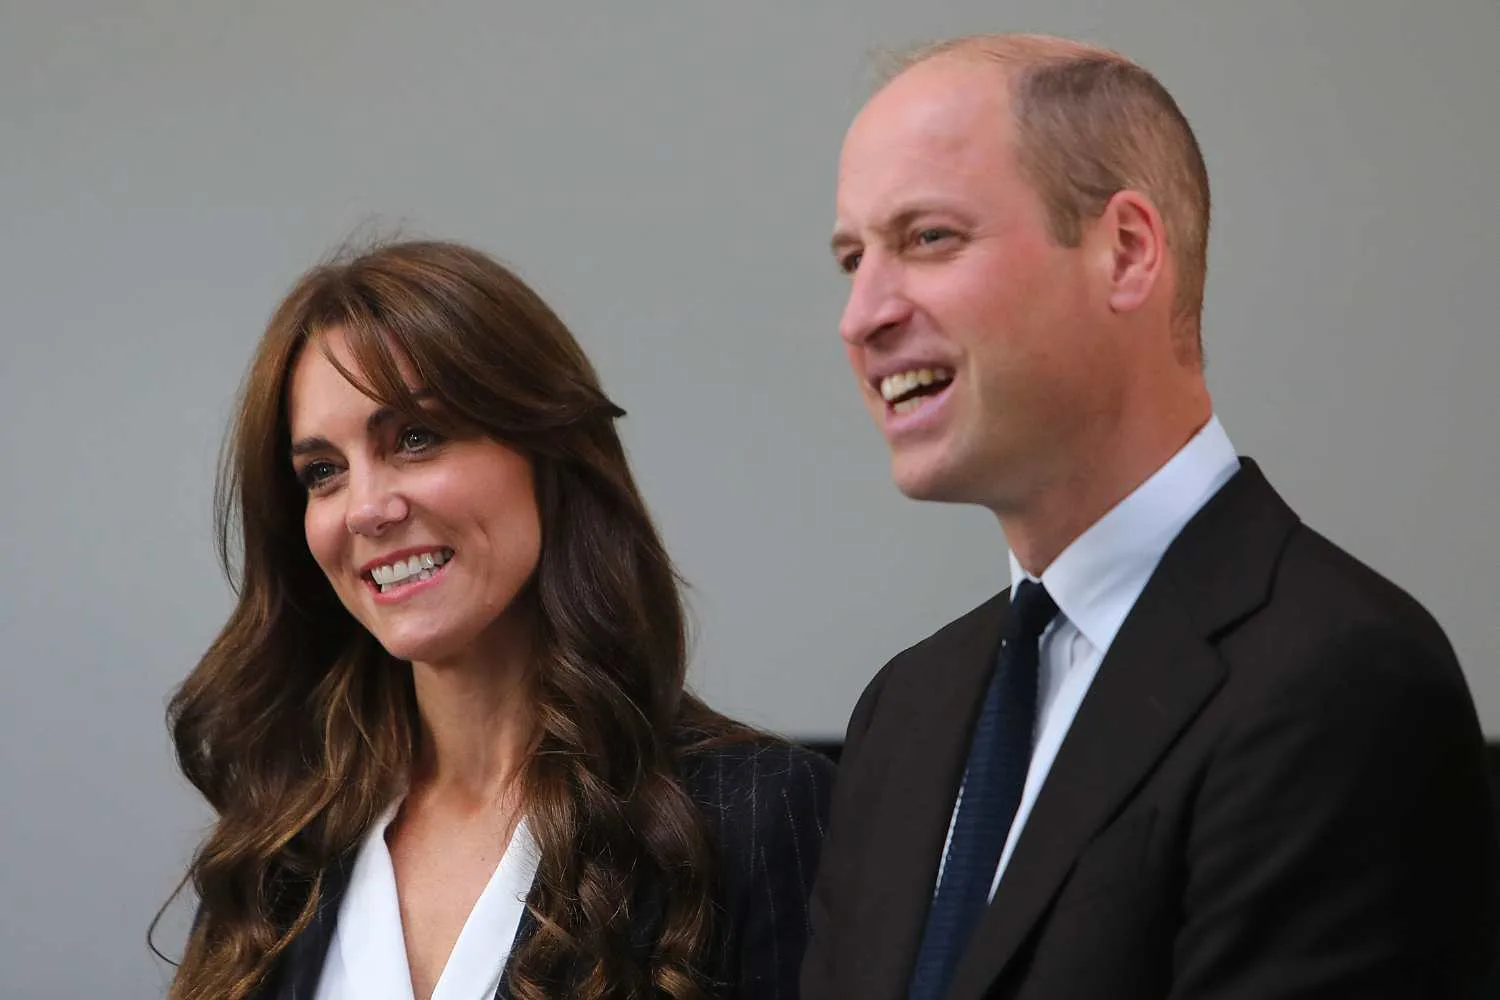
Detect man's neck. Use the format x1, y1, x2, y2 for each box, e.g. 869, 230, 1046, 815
1000, 407, 1213, 576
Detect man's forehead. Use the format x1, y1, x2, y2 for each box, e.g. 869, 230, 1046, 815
844, 62, 1012, 166
836, 62, 1016, 221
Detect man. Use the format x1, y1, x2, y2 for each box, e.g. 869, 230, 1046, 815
803, 33, 1497, 1000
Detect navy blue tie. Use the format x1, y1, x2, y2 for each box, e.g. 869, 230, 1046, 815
907, 579, 1060, 1000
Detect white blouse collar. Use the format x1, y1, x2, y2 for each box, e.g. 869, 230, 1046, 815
316, 801, 539, 1000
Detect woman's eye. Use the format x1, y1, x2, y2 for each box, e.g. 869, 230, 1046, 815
398, 426, 442, 453
297, 461, 338, 491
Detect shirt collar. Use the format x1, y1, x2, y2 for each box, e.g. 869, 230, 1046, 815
1008, 415, 1241, 654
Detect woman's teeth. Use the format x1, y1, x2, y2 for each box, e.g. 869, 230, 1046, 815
370, 549, 452, 591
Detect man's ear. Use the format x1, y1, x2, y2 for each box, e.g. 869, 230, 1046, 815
1095, 189, 1167, 315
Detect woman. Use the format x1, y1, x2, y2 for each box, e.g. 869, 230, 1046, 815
162, 240, 834, 1000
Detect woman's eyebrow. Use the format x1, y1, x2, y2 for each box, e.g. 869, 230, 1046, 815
290, 390, 437, 457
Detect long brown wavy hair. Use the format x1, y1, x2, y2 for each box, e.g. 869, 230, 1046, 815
161, 239, 754, 1000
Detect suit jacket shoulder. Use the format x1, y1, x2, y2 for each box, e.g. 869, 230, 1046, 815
862, 591, 1011, 741
678, 739, 837, 999
887, 591, 1011, 677
1272, 520, 1454, 652
680, 740, 836, 841
1180, 510, 1472, 732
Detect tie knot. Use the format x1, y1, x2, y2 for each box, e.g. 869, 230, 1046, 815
1007, 579, 1059, 644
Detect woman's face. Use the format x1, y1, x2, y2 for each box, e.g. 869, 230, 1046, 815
286, 327, 542, 668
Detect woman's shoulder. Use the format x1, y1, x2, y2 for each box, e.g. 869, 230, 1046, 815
676, 738, 836, 835
673, 737, 835, 992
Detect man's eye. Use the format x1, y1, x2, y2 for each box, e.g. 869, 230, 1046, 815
914, 227, 953, 246
838, 251, 863, 274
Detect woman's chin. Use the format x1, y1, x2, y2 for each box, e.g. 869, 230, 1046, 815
364, 607, 531, 671
371, 629, 468, 668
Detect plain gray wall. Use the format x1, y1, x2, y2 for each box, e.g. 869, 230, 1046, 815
2, 1, 1495, 995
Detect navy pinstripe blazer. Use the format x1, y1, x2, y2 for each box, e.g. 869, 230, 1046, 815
261, 740, 834, 1000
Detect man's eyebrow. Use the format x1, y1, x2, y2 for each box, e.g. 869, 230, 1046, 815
289, 389, 437, 458
829, 204, 964, 256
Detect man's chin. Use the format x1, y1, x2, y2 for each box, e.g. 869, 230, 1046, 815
891, 456, 967, 504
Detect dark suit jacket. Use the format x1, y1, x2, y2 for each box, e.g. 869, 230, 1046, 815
262, 741, 833, 999
803, 460, 1499, 1000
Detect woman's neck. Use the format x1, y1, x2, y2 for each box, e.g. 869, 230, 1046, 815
407, 619, 538, 812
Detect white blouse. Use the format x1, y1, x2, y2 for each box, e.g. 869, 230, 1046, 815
314, 802, 539, 1000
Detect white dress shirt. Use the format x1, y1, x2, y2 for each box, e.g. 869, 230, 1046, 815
314, 801, 539, 1000
936, 415, 1241, 902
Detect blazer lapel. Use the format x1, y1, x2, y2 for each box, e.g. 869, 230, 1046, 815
946, 460, 1298, 1000
850, 592, 1013, 1000
262, 857, 536, 1000
492, 907, 537, 1000
265, 855, 354, 1000
946, 588, 1225, 999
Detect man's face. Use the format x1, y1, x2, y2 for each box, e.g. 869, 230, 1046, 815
832, 57, 1121, 511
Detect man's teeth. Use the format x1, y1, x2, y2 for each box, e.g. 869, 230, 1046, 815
879, 368, 953, 403
371, 549, 452, 589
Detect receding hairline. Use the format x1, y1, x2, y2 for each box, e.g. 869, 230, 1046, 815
875, 32, 1139, 88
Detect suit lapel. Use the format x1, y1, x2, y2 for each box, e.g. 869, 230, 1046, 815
946, 587, 1225, 999
945, 460, 1298, 999
492, 907, 537, 1000
850, 592, 1012, 1000
265, 855, 353, 1000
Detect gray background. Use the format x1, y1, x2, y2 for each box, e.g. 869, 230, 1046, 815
1, 1, 1495, 995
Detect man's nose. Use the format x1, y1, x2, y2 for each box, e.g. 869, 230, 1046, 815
839, 253, 914, 346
